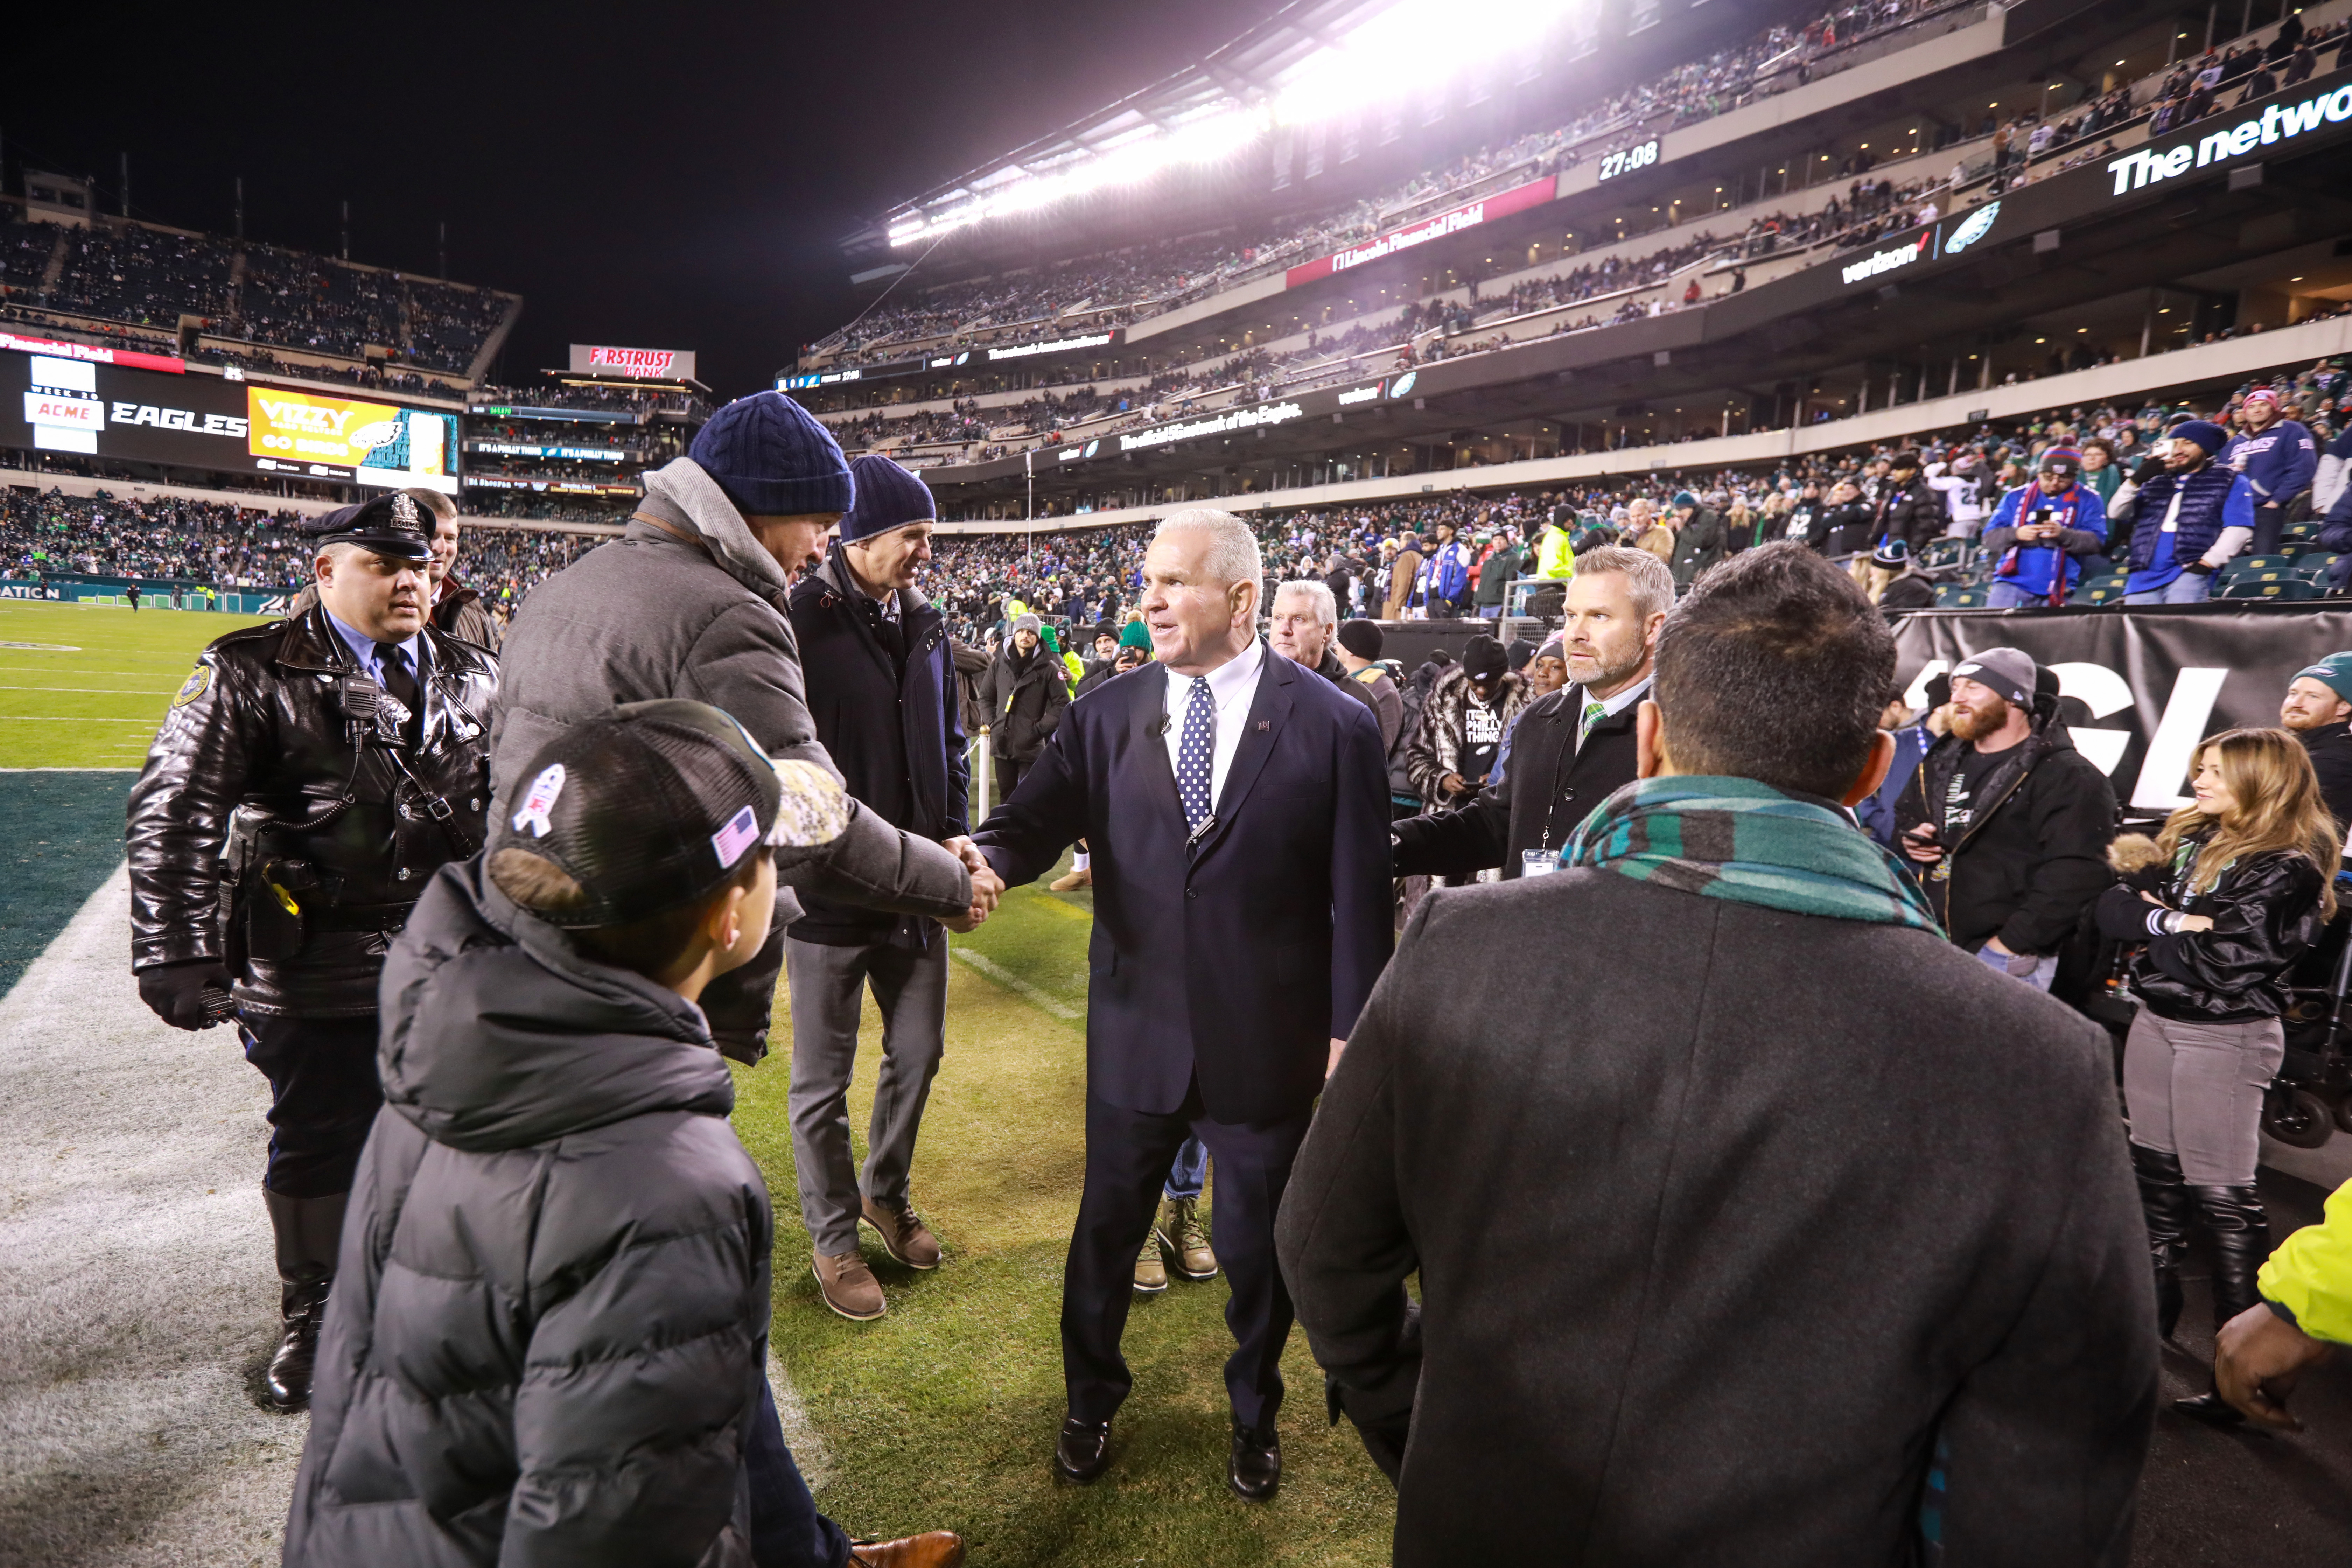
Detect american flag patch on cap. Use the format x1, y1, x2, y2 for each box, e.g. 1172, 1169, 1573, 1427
711, 803, 760, 868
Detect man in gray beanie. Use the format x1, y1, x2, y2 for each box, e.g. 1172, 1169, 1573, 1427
492, 391, 997, 1066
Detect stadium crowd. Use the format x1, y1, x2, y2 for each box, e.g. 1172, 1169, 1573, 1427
814, 0, 2187, 370
0, 208, 513, 374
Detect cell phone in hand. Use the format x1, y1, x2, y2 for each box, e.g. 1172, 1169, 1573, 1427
198, 985, 236, 1025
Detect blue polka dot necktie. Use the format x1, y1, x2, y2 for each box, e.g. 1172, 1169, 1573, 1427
1178, 675, 1216, 833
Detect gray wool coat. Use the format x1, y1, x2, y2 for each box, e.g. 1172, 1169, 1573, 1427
1279, 868, 2156, 1567
490, 457, 968, 922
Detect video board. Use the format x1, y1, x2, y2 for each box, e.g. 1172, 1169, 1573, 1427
2, 340, 458, 493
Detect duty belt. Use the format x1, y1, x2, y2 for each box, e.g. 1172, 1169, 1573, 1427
308, 900, 419, 934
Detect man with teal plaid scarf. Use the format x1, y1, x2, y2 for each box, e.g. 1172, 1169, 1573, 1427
1280, 541, 2154, 1566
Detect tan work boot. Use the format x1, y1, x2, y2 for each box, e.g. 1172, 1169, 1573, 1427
861, 1195, 941, 1269
1132, 1228, 1168, 1294
1049, 866, 1092, 891
1157, 1195, 1217, 1280
848, 1530, 967, 1567
813, 1248, 886, 1320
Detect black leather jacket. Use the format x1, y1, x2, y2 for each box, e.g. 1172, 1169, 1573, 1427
2095, 840, 2327, 1022
127, 606, 498, 1019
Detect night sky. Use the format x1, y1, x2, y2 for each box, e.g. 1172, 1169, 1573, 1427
11, 0, 1276, 396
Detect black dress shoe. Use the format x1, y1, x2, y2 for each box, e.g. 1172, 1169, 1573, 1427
2173, 1392, 2261, 1432
1228, 1421, 1280, 1502
1053, 1416, 1112, 1483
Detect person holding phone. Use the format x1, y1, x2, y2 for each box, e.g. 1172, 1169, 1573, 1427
1980, 448, 2109, 607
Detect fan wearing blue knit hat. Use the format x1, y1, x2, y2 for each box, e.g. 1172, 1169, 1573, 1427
2120, 418, 2258, 605
780, 452, 976, 1321
491, 387, 997, 1049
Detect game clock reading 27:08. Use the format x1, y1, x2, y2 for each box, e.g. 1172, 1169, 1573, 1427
1597, 139, 1660, 180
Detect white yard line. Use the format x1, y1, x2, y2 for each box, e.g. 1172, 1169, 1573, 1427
949, 945, 1083, 1020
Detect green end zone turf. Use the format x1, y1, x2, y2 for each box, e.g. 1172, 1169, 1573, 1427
0, 771, 135, 997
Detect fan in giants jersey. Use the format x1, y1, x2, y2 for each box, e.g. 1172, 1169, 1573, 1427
126, 490, 498, 1412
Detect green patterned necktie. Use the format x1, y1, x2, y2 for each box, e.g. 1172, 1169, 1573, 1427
1580, 698, 1605, 747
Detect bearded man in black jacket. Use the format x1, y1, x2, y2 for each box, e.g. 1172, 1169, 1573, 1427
1392, 546, 1672, 881
2281, 652, 2352, 832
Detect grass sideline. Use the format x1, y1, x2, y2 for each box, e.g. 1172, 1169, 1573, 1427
5, 600, 1397, 1562
0, 599, 272, 769
745, 870, 1397, 1564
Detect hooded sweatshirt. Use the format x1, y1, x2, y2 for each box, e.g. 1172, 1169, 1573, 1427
284, 861, 770, 1567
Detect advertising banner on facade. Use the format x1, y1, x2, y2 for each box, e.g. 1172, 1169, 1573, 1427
1284, 175, 1559, 288
568, 344, 697, 380
1892, 606, 2352, 814
245, 388, 458, 493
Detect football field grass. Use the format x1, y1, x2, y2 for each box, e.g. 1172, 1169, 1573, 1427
0, 599, 273, 770
0, 600, 1400, 1565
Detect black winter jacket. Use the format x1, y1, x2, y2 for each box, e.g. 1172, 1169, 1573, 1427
284, 861, 771, 1567
1819, 500, 1876, 556
984, 645, 1070, 762
2096, 836, 2328, 1023
1668, 509, 1724, 588
126, 607, 497, 1018
2298, 721, 2352, 834
786, 547, 969, 946
1895, 702, 2119, 954
1406, 665, 1532, 807
1392, 682, 1642, 879
1869, 476, 1947, 555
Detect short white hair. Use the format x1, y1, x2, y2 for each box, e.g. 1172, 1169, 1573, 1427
1273, 578, 1337, 627
1155, 507, 1262, 589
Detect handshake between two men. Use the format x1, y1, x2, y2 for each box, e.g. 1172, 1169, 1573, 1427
941, 836, 1006, 931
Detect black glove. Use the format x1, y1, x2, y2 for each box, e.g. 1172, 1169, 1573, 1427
137, 960, 234, 1030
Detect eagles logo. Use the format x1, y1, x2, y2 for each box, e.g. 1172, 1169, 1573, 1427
170, 664, 212, 708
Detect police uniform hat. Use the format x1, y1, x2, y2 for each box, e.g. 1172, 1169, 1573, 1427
306, 492, 434, 562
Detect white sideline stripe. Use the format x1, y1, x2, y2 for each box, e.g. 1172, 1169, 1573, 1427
950, 945, 1083, 1020
768, 1352, 833, 1494
0, 863, 305, 1565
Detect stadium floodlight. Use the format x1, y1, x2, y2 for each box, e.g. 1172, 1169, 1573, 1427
885, 0, 1589, 248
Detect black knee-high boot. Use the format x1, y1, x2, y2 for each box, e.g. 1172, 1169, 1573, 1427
2131, 1144, 2193, 1340
2175, 1183, 2273, 1428
262, 1188, 349, 1411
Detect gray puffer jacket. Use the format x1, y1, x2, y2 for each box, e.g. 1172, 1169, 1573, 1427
490, 457, 970, 925
284, 860, 770, 1568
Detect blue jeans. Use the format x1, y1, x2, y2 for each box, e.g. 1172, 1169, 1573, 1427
1983, 581, 2040, 609
1163, 1136, 1209, 1201
747, 1378, 850, 1568
1975, 941, 2057, 992
2123, 572, 2211, 606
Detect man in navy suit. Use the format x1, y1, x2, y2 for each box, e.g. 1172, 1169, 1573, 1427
966, 508, 1392, 1500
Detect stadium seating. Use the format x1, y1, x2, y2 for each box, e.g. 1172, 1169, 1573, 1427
1935, 585, 1987, 609
2074, 574, 2127, 606
2220, 576, 2321, 601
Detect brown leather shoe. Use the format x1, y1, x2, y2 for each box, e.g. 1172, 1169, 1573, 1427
848, 1529, 966, 1567
1157, 1195, 1217, 1280
813, 1249, 887, 1320
861, 1196, 941, 1269
1049, 866, 1092, 891
1133, 1230, 1168, 1294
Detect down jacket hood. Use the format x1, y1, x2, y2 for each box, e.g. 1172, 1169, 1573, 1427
637, 456, 795, 605
379, 858, 734, 1155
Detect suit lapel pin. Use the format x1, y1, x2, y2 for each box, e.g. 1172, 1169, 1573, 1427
1256, 720, 1269, 732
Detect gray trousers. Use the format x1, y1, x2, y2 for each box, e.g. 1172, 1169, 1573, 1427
785, 934, 950, 1255
2122, 1007, 2285, 1185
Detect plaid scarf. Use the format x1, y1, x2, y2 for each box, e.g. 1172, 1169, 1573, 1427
1562, 776, 1944, 935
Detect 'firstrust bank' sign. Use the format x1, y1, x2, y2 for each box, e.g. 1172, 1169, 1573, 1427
2105, 83, 2352, 194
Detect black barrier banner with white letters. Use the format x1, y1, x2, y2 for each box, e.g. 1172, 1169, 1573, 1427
1893, 607, 2352, 816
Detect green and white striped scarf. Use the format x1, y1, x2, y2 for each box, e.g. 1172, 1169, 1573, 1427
1562, 775, 1943, 935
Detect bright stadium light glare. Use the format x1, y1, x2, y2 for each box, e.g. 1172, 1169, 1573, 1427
886, 0, 1588, 247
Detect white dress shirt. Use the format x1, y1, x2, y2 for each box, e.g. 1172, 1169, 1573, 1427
1160, 637, 1265, 812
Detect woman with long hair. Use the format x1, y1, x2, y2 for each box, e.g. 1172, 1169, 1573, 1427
2098, 727, 2338, 1422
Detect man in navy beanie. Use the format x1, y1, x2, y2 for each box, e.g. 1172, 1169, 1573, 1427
2121, 418, 2257, 605
492, 392, 999, 1063
782, 454, 973, 1318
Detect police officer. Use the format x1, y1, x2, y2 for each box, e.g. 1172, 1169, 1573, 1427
127, 491, 498, 1410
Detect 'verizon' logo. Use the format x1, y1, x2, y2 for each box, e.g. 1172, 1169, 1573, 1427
1841, 230, 1934, 286
2108, 85, 2352, 194
1943, 201, 2000, 254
